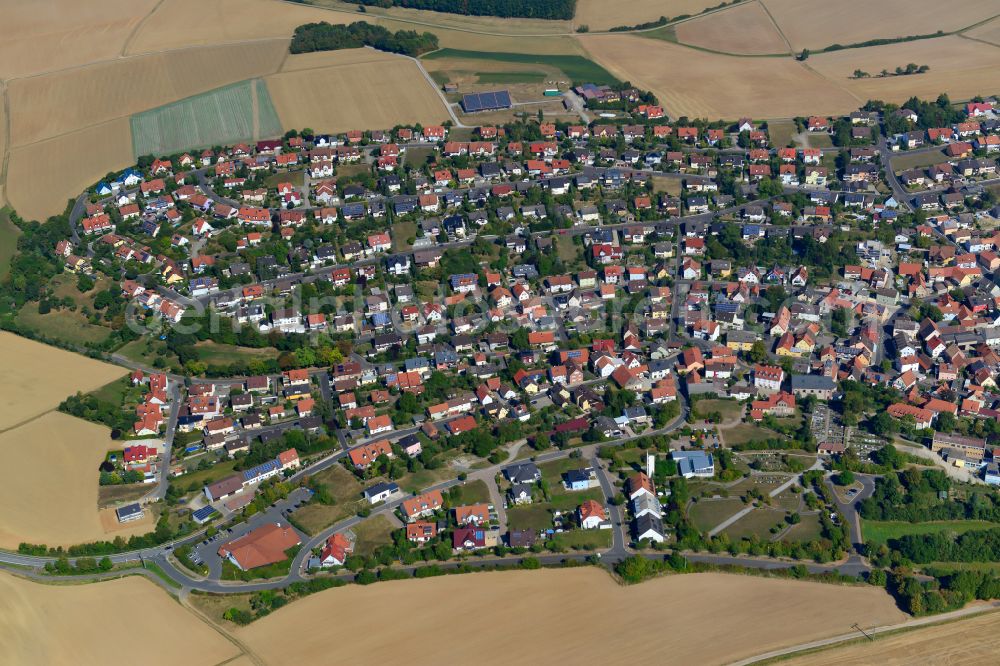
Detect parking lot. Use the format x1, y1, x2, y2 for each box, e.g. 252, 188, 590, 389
187, 486, 313, 578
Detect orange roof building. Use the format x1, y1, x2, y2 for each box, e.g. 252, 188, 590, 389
218, 523, 301, 570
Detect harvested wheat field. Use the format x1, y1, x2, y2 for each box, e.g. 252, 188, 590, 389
0, 412, 152, 549
6, 118, 134, 221
784, 607, 1000, 665
809, 36, 1000, 105
126, 0, 348, 54
0, 0, 158, 79
266, 51, 448, 135
7, 40, 288, 147
581, 33, 858, 118
762, 0, 999, 52
575, 0, 722, 31
965, 16, 1000, 46
0, 332, 125, 429
0, 572, 240, 665
279, 47, 402, 72
238, 568, 905, 665
675, 1, 790, 55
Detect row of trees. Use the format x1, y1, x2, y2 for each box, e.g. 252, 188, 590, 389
354, 0, 576, 20
290, 21, 439, 57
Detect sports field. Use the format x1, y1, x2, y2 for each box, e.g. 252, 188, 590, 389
238, 569, 905, 665
266, 50, 449, 135
674, 1, 790, 55
131, 79, 282, 158
0, 572, 240, 665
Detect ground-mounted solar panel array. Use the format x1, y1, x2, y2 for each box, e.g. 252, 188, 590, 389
461, 89, 513, 113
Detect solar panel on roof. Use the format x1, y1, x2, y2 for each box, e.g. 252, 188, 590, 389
462, 90, 511, 113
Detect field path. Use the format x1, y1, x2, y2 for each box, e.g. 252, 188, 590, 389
180, 592, 266, 666
120, 0, 167, 57
251, 79, 261, 141
757, 0, 794, 56
733, 602, 1000, 665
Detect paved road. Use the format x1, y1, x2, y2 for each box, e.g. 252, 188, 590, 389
823, 472, 877, 551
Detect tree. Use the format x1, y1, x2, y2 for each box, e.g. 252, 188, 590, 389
797, 49, 810, 61
836, 470, 856, 486
748, 340, 768, 363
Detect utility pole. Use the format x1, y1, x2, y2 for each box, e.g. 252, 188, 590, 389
852, 623, 874, 641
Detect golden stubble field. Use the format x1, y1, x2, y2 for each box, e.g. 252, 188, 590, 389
0, 0, 159, 80
5, 117, 134, 229
674, 0, 790, 55
0, 412, 157, 549
266, 50, 449, 135
966, 16, 1000, 46
8, 40, 289, 147
761, 0, 1000, 51
580, 33, 860, 118
237, 568, 906, 665
808, 36, 1000, 104
785, 607, 1000, 665
575, 0, 723, 30
0, 332, 125, 429
0, 572, 241, 665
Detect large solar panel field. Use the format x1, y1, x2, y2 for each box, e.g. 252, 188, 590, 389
461, 89, 513, 113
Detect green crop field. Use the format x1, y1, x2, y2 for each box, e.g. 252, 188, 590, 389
131, 79, 282, 158
422, 49, 621, 85
862, 520, 998, 547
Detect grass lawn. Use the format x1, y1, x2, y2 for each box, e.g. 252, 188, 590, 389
548, 486, 604, 512
779, 513, 823, 543
890, 148, 947, 172
415, 280, 439, 301
767, 119, 797, 148
188, 590, 254, 624
507, 503, 554, 531
89, 376, 136, 405
392, 220, 418, 252
144, 561, 182, 589
352, 515, 396, 556
176, 458, 239, 495
195, 341, 278, 365
15, 304, 110, 345
0, 208, 22, 280
263, 169, 304, 187
477, 70, 546, 84
651, 175, 682, 195
721, 423, 785, 446
862, 520, 998, 547
723, 507, 788, 542
538, 457, 588, 480
293, 466, 364, 535
397, 460, 461, 494
405, 146, 435, 168
549, 528, 611, 551
554, 234, 582, 265
807, 133, 834, 149
116, 338, 179, 369
772, 489, 803, 513
98, 484, 151, 508
693, 399, 743, 421
450, 479, 492, 505
422, 49, 620, 85
689, 498, 745, 533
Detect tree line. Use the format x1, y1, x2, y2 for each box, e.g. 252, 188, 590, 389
290, 21, 439, 57
354, 0, 575, 20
